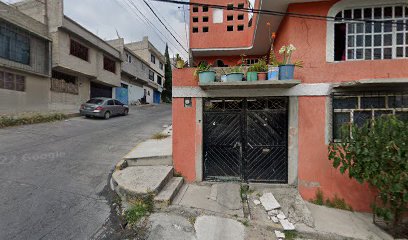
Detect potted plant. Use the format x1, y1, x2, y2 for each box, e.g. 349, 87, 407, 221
194, 62, 215, 83
225, 66, 244, 82
175, 54, 185, 69
278, 44, 303, 80
247, 64, 258, 82
254, 58, 268, 80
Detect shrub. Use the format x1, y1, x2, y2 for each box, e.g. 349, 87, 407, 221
328, 115, 408, 224
0, 113, 68, 128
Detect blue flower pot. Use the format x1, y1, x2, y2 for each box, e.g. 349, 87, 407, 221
246, 72, 258, 81
198, 71, 216, 83
226, 73, 244, 82
279, 64, 295, 80
267, 66, 279, 80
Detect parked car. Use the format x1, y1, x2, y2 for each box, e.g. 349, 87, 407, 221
80, 98, 129, 119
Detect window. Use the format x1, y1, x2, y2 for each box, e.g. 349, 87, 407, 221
107, 100, 114, 106
157, 75, 162, 85
103, 56, 116, 73
332, 92, 408, 140
193, 17, 199, 23
203, 27, 209, 33
238, 3, 244, 9
227, 25, 234, 31
334, 5, 408, 61
227, 15, 234, 21
159, 62, 163, 70
192, 5, 198, 12
114, 100, 123, 105
126, 53, 132, 63
238, 14, 244, 20
0, 21, 30, 65
70, 39, 88, 61
151, 54, 156, 64
203, 16, 209, 22
215, 59, 226, 67
149, 70, 154, 81
0, 71, 25, 92
227, 4, 233, 10
192, 27, 199, 33
203, 6, 208, 12
246, 58, 259, 65
51, 70, 78, 94
213, 9, 224, 23
237, 25, 244, 31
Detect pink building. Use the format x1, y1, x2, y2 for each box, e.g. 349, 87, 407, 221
173, 0, 408, 212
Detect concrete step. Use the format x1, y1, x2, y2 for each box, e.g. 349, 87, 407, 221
154, 177, 184, 209
126, 156, 173, 166
111, 166, 173, 199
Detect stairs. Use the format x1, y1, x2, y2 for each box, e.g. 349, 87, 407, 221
154, 176, 184, 209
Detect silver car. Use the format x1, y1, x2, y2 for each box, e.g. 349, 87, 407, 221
80, 98, 129, 119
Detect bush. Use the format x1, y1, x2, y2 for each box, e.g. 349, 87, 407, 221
328, 116, 408, 224
0, 113, 68, 128
124, 194, 154, 226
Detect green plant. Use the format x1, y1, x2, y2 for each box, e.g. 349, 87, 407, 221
162, 44, 173, 103
125, 194, 154, 225
248, 58, 268, 72
225, 65, 243, 74
151, 132, 170, 140
328, 115, 408, 224
193, 62, 212, 77
0, 113, 68, 128
278, 44, 303, 68
310, 188, 353, 211
311, 188, 324, 206
284, 230, 298, 240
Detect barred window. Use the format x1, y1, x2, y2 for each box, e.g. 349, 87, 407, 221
0, 21, 30, 65
149, 70, 154, 81
334, 5, 408, 61
103, 56, 116, 73
332, 92, 408, 140
0, 71, 25, 92
51, 70, 78, 95
70, 39, 88, 61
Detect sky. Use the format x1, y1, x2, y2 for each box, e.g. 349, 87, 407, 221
4, 0, 190, 59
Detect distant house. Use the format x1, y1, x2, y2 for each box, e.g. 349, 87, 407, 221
172, 0, 408, 212
126, 36, 165, 104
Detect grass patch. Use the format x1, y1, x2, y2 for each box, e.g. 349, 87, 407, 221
151, 132, 170, 140
240, 184, 255, 200
310, 188, 353, 211
125, 194, 154, 225
238, 219, 250, 227
188, 216, 197, 225
0, 113, 68, 128
284, 230, 298, 240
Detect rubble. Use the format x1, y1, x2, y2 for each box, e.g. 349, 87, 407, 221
259, 192, 281, 211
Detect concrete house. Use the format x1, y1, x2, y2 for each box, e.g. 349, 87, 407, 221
172, 0, 408, 212
126, 36, 165, 104
15, 0, 122, 112
0, 1, 51, 113
107, 38, 161, 105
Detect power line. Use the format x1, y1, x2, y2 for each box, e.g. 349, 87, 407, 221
126, 0, 188, 58
146, 0, 187, 45
152, 0, 408, 28
141, 0, 189, 53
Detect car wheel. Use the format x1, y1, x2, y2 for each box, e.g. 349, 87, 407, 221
123, 109, 129, 116
85, 115, 91, 118
104, 111, 111, 120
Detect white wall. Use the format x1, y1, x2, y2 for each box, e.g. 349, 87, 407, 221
143, 85, 154, 104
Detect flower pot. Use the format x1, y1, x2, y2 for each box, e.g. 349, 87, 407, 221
279, 64, 295, 80
226, 73, 244, 82
176, 60, 184, 69
221, 74, 227, 82
246, 72, 258, 81
198, 71, 216, 83
257, 72, 267, 81
268, 66, 279, 80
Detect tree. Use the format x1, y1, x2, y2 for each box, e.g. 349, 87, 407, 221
161, 44, 172, 103
328, 116, 408, 225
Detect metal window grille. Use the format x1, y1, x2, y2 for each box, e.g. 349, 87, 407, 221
335, 5, 408, 60
103, 56, 116, 73
0, 70, 25, 92
51, 71, 78, 95
332, 91, 408, 140
149, 70, 154, 81
0, 20, 30, 65
70, 39, 88, 61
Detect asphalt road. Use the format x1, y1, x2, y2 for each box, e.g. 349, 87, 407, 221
0, 104, 172, 240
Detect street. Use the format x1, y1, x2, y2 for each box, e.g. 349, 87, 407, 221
0, 104, 172, 240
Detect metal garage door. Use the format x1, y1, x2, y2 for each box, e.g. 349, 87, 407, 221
90, 82, 112, 99
203, 97, 289, 183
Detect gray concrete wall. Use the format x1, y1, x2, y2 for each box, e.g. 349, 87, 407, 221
48, 76, 90, 112
0, 68, 49, 114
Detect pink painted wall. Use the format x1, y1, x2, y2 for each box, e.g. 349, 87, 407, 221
172, 96, 197, 182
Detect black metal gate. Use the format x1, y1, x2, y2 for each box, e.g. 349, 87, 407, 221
203, 97, 288, 183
